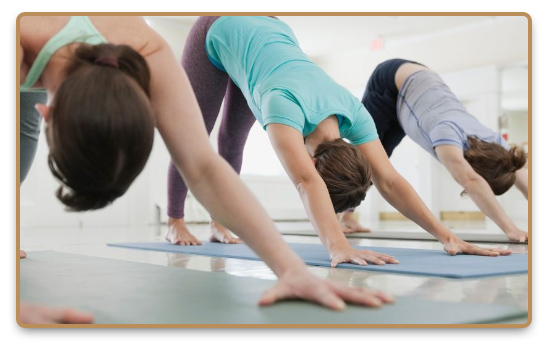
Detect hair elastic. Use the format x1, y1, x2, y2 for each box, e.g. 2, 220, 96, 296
94, 56, 119, 68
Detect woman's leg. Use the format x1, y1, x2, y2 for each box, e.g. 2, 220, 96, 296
218, 80, 256, 177
380, 124, 407, 158
339, 60, 409, 234
209, 80, 256, 243
339, 209, 371, 234
20, 91, 46, 183
166, 16, 229, 245
20, 90, 47, 258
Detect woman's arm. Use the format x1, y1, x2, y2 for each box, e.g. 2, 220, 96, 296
435, 145, 528, 242
266, 124, 399, 266
147, 37, 299, 275
141, 30, 392, 309
514, 168, 529, 200
358, 139, 511, 254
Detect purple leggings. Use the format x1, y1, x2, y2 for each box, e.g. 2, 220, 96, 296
167, 16, 256, 219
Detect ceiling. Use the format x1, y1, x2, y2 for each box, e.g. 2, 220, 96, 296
151, 15, 499, 58
279, 16, 500, 57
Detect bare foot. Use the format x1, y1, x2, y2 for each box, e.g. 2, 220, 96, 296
166, 217, 202, 245
505, 229, 528, 243
210, 220, 242, 244
19, 302, 94, 324
20, 250, 27, 259
339, 211, 371, 234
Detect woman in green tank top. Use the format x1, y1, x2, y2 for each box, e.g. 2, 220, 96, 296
19, 15, 396, 324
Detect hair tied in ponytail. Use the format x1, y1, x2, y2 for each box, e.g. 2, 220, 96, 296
94, 55, 119, 68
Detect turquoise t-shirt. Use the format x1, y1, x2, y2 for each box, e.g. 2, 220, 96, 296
205, 16, 378, 145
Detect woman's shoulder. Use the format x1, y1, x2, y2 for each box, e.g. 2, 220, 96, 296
20, 17, 70, 53
87, 16, 164, 56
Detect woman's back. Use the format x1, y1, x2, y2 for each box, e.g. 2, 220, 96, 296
19, 16, 160, 90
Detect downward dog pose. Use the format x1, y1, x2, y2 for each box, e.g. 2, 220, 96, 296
167, 16, 510, 263
341, 59, 528, 242
19, 16, 395, 323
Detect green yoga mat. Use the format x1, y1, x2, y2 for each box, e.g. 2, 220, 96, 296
19, 251, 527, 325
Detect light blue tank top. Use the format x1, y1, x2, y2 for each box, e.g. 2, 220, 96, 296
20, 16, 107, 91
397, 70, 510, 160
205, 16, 378, 145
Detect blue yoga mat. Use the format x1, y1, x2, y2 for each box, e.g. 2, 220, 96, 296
107, 242, 528, 279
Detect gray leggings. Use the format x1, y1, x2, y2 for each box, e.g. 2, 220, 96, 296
167, 16, 256, 219
20, 91, 46, 183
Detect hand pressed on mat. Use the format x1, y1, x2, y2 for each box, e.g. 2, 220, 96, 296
329, 245, 399, 267
504, 228, 528, 243
442, 236, 512, 256
258, 270, 394, 310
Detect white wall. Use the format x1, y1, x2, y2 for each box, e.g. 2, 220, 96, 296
20, 16, 529, 228
316, 16, 528, 89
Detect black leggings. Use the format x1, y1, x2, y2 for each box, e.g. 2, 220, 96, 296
347, 59, 422, 214
362, 58, 423, 157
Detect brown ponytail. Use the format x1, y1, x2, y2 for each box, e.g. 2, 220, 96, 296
66, 43, 151, 95
463, 136, 527, 196
47, 43, 155, 211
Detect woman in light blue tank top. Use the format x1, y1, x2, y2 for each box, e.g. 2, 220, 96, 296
353, 60, 528, 242
166, 16, 509, 264
19, 16, 397, 323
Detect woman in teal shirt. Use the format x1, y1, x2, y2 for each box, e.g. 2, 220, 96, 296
167, 16, 507, 265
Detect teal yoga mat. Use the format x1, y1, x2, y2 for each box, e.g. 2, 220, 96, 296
20, 251, 527, 325
108, 242, 528, 279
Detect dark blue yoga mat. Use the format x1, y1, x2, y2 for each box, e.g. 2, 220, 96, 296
107, 242, 528, 279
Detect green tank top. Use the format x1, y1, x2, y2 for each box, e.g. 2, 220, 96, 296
20, 16, 107, 91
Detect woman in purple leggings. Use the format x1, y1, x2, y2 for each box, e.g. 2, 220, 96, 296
167, 16, 509, 264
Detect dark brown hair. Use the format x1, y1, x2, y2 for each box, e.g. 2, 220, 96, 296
314, 138, 372, 213
463, 136, 527, 196
47, 43, 155, 211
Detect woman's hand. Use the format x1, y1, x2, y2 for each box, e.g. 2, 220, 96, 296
329, 246, 399, 267
259, 271, 394, 310
442, 236, 512, 256
504, 228, 528, 243
19, 302, 94, 324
